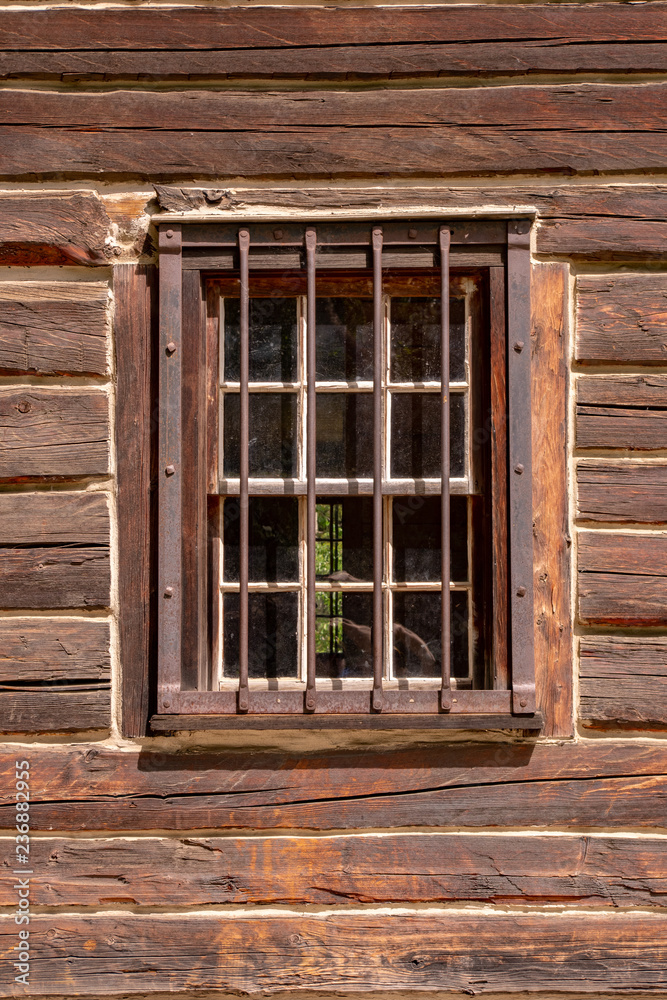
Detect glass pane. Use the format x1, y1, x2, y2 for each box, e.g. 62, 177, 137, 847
392, 495, 467, 583
224, 393, 297, 478
223, 297, 298, 382
316, 393, 373, 478
224, 497, 299, 583
316, 592, 373, 679
392, 591, 469, 679
390, 393, 466, 479
222, 592, 298, 679
316, 498, 373, 583
316, 297, 373, 382
390, 297, 466, 383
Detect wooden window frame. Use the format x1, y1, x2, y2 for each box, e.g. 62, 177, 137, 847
149, 218, 540, 731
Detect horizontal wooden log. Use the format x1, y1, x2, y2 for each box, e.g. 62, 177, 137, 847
0, 281, 108, 375
0, 388, 109, 478
0, 686, 110, 733
0, 546, 110, 609
8, 832, 667, 908
538, 218, 667, 259
576, 375, 667, 451
577, 273, 667, 362
577, 462, 667, 523
2, 912, 667, 994
2, 4, 666, 51
580, 636, 667, 726
578, 531, 667, 625
0, 492, 109, 544
2, 742, 667, 832
0, 192, 109, 266
0, 617, 110, 681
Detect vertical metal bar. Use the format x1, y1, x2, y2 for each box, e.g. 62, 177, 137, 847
158, 224, 182, 713
372, 227, 384, 712
305, 228, 317, 712
439, 227, 452, 711
507, 220, 536, 715
238, 229, 250, 712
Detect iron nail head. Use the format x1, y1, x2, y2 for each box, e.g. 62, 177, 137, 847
165, 464, 175, 476
408, 228, 418, 239
166, 230, 174, 239
166, 341, 176, 355
273, 229, 284, 240
514, 341, 524, 353
520, 698, 527, 708
164, 586, 173, 597
514, 463, 524, 475
517, 586, 527, 597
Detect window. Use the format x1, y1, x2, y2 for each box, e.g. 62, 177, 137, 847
156, 219, 538, 728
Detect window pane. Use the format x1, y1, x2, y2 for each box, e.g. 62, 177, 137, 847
222, 592, 299, 679
316, 592, 373, 679
316, 393, 373, 478
390, 393, 466, 479
223, 297, 298, 382
393, 591, 469, 679
316, 297, 373, 382
223, 498, 299, 583
390, 297, 466, 383
315, 498, 373, 582
392, 495, 467, 583
224, 393, 297, 477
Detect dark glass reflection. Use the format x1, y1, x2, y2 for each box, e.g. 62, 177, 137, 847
391, 393, 466, 479
316, 298, 373, 381
315, 593, 373, 679
224, 497, 298, 583
315, 499, 373, 582
316, 393, 374, 478
390, 297, 466, 383
224, 297, 298, 382
223, 592, 298, 678
392, 496, 468, 583
224, 393, 297, 478
393, 591, 469, 678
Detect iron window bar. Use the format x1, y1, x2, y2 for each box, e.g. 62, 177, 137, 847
155, 218, 540, 728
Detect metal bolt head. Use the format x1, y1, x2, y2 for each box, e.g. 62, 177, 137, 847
273, 229, 284, 240
408, 228, 418, 239
165, 464, 175, 476
164, 586, 173, 598
166, 342, 176, 355
519, 698, 527, 708
163, 700, 171, 709
514, 341, 524, 353
514, 463, 524, 475
166, 229, 174, 239
517, 586, 527, 597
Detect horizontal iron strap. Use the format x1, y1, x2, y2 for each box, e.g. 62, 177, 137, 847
183, 246, 505, 270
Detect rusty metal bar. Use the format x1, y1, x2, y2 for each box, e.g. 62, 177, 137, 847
305, 228, 317, 712
238, 229, 250, 713
507, 220, 536, 715
439, 227, 452, 711
372, 227, 384, 712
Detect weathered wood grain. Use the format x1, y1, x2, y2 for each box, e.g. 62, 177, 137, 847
6, 832, 666, 908
0, 618, 110, 681
2, 742, 667, 831
577, 273, 667, 362
538, 218, 667, 259
531, 263, 572, 736
0, 281, 108, 375
0, 192, 109, 266
0, 492, 109, 544
0, 388, 109, 478
576, 375, 667, 451
578, 531, 667, 625
115, 264, 156, 738
0, 546, 110, 609
577, 462, 667, 523
2, 912, 667, 993
580, 636, 667, 726
0, 686, 110, 733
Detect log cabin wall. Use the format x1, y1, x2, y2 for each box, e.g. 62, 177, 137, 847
1, 1, 667, 995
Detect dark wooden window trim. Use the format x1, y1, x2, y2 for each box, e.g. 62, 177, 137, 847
139, 217, 539, 732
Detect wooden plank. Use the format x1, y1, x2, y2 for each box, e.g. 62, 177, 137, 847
538, 218, 667, 259
2, 742, 667, 831
0, 281, 108, 375
576, 375, 667, 451
577, 462, 667, 523
0, 492, 109, 544
0, 191, 109, 266
2, 912, 667, 994
578, 530, 667, 625
0, 618, 110, 681
0, 686, 109, 733
580, 636, 667, 727
577, 273, 667, 362
0, 546, 110, 609
115, 264, 155, 738
9, 832, 667, 908
0, 388, 109, 478
531, 263, 572, 737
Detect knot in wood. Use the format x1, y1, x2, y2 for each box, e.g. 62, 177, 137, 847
17, 399, 31, 413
